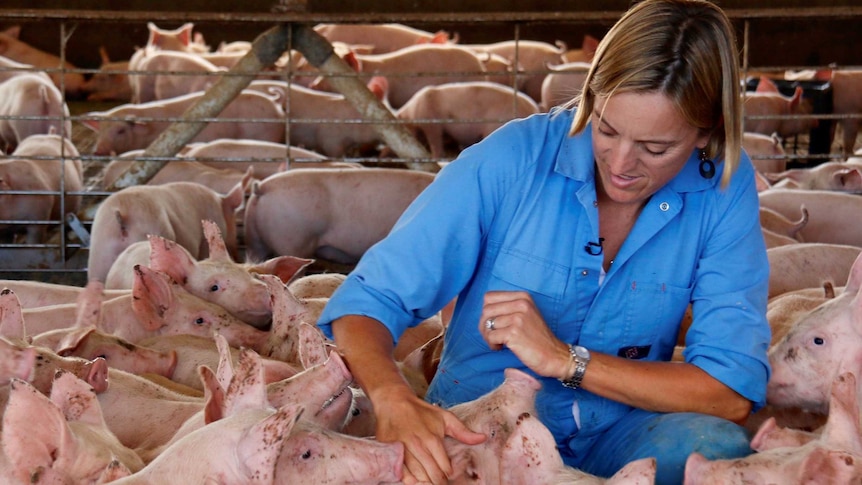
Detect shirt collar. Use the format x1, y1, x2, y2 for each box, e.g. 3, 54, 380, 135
552, 110, 723, 194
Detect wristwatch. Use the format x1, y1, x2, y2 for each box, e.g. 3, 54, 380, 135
560, 344, 591, 389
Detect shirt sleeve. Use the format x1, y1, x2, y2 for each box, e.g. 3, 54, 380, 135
682, 155, 772, 411
317, 116, 539, 343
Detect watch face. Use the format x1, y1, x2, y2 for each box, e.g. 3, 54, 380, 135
574, 346, 590, 359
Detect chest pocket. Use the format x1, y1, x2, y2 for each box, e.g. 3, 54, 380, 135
489, 248, 568, 324
617, 280, 692, 356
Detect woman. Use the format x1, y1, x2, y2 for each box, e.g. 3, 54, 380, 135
318, 1, 771, 484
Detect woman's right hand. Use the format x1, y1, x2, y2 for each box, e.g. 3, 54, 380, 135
371, 385, 486, 485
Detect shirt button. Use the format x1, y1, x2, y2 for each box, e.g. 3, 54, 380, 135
593, 200, 598, 207
659, 202, 670, 211
581, 270, 588, 276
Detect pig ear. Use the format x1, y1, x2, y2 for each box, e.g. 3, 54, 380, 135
3, 379, 77, 484
223, 348, 267, 416
820, 372, 862, 452
756, 76, 779, 93
367, 76, 389, 102
790, 86, 804, 109
799, 448, 861, 484
222, 180, 245, 215
98, 45, 111, 64
749, 416, 779, 452
177, 23, 194, 46
49, 370, 106, 427
0, 288, 27, 341
843, 252, 862, 293
200, 364, 228, 425
246, 255, 315, 284
201, 220, 230, 262
81, 118, 101, 131
130, 265, 175, 331
148, 234, 197, 282
582, 34, 599, 59
74, 280, 104, 328
298, 322, 329, 369
834, 168, 862, 192
214, 332, 235, 388
343, 50, 361, 72
753, 171, 771, 192
238, 404, 304, 481
56, 326, 98, 356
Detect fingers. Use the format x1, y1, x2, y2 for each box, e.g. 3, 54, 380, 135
401, 434, 451, 485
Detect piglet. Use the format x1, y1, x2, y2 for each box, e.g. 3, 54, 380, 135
767, 251, 862, 413
0, 74, 72, 152
743, 77, 818, 138
0, 25, 85, 96
762, 160, 862, 192
685, 372, 862, 484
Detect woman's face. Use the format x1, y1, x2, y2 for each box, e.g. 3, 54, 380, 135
591, 90, 710, 206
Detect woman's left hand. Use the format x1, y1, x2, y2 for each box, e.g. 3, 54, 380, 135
479, 290, 572, 379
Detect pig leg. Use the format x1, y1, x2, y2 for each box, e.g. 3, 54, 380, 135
842, 119, 860, 157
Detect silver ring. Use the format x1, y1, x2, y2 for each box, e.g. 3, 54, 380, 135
485, 317, 496, 331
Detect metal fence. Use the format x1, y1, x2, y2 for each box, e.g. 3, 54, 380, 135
0, 6, 860, 283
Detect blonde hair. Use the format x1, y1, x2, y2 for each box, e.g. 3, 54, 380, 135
569, 0, 742, 188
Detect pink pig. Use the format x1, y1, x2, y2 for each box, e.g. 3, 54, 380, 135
767, 251, 862, 414
130, 48, 225, 103
244, 167, 435, 264
762, 160, 862, 192
0, 133, 82, 244
540, 61, 590, 111
80, 47, 133, 102
112, 347, 300, 484
759, 188, 862, 247
742, 132, 787, 174
0, 25, 85, 96
394, 81, 540, 159
466, 39, 567, 102
2, 372, 145, 485
87, 179, 245, 282
81, 89, 285, 156
181, 138, 336, 178
743, 77, 818, 138
0, 74, 72, 151
313, 22, 455, 54
685, 372, 862, 484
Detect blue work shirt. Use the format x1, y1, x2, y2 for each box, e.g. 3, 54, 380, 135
318, 108, 770, 459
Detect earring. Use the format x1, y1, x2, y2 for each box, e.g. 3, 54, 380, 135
698, 149, 715, 179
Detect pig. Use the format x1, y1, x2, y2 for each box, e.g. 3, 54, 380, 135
136, 333, 300, 392
759, 188, 862, 247
684, 372, 862, 485
767, 251, 862, 413
465, 40, 567, 102
539, 61, 590, 111
0, 54, 53, 84
181, 138, 338, 178
143, 22, 207, 53
743, 77, 818, 138
113, 352, 329, 485
2, 372, 145, 485
246, 79, 391, 157
31, 326, 179, 379
762, 160, 862, 192
256, 274, 330, 364
80, 47, 133, 102
81, 88, 285, 156
129, 48, 225, 103
0, 73, 72, 152
107, 221, 313, 327
814, 69, 862, 157
287, 272, 346, 299
562, 34, 600, 63
394, 81, 540, 159
314, 43, 487, 109
86, 179, 244, 282
102, 153, 257, 194
766, 242, 861, 299
0, 133, 82, 244
0, 279, 127, 308
244, 167, 435, 264
749, 417, 820, 452
767, 283, 837, 345
742, 132, 787, 174
313, 22, 454, 54
0, 25, 85, 96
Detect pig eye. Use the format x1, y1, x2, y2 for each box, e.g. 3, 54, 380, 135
351, 408, 361, 417
813, 337, 825, 345
209, 284, 220, 292
301, 450, 312, 460
195, 317, 205, 325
